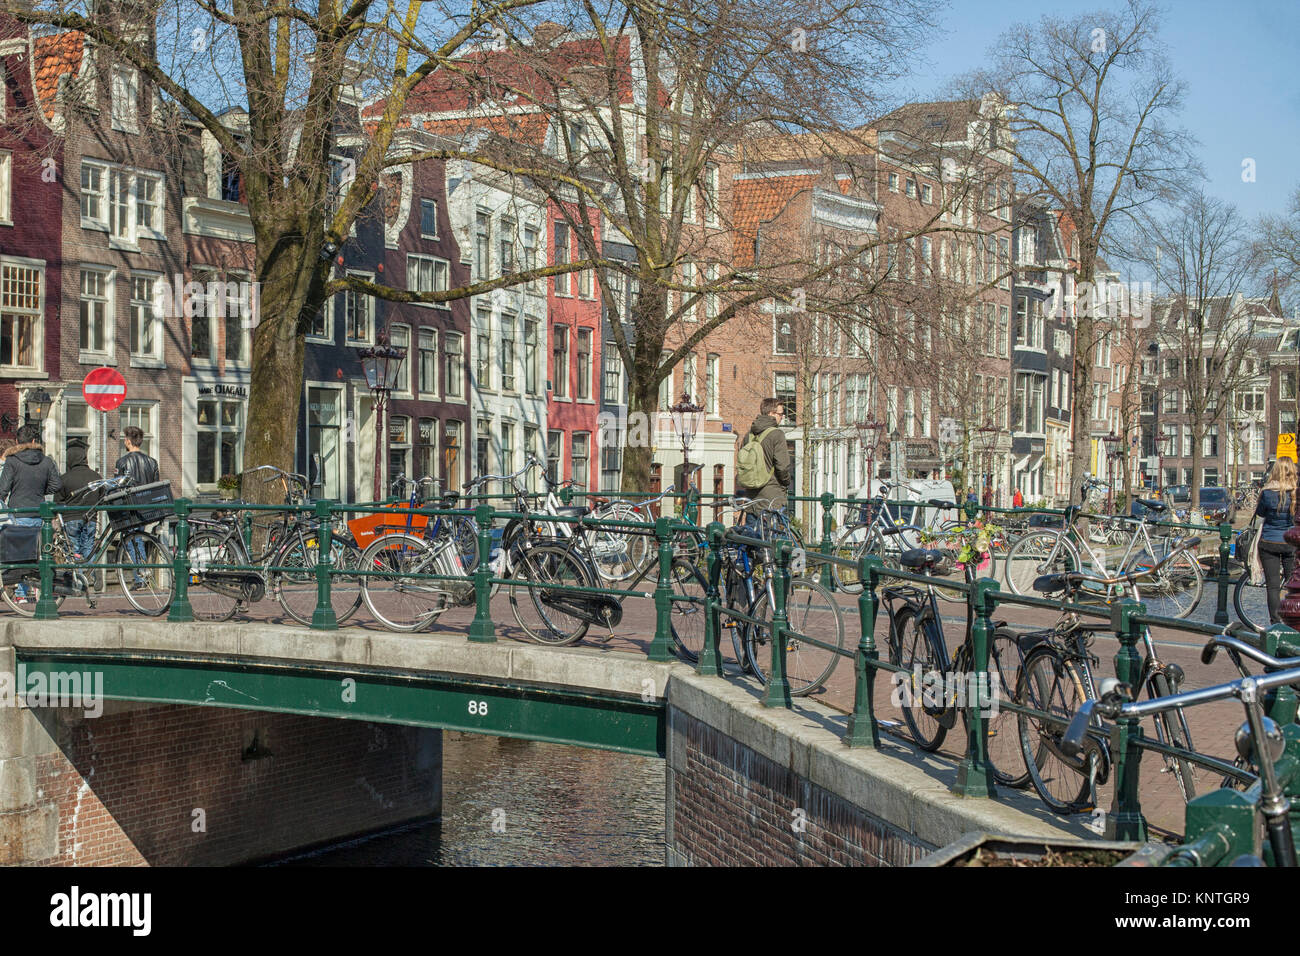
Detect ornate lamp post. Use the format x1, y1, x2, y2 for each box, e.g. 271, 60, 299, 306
25, 388, 52, 425
357, 334, 407, 501
1102, 431, 1124, 512
976, 421, 997, 506
855, 418, 884, 496
670, 392, 704, 517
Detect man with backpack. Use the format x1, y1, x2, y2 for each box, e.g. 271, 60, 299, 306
115, 426, 161, 589
736, 397, 792, 515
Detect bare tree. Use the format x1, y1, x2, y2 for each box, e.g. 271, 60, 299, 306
1257, 185, 1300, 313
965, 0, 1197, 500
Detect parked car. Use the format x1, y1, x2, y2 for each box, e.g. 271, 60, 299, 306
1162, 484, 1234, 523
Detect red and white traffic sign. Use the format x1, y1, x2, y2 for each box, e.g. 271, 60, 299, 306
82, 367, 127, 411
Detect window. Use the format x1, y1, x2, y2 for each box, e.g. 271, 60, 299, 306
571, 433, 590, 491
604, 347, 624, 404
523, 226, 540, 290
0, 151, 10, 224
196, 397, 242, 487
659, 352, 674, 411
499, 218, 516, 276
476, 310, 491, 391
80, 162, 106, 223
475, 421, 491, 482
576, 329, 591, 400
774, 312, 795, 354
407, 254, 450, 307
223, 270, 250, 364
474, 211, 491, 281
553, 222, 570, 295
91, 166, 163, 245
416, 418, 437, 480
308, 298, 332, 341
524, 319, 540, 394
389, 415, 411, 480
418, 328, 437, 397
578, 266, 593, 299
111, 66, 139, 133
905, 178, 916, 198
552, 325, 569, 398
79, 268, 112, 356
888, 172, 898, 192
524, 426, 540, 483
499, 421, 514, 476
420, 199, 438, 238
500, 313, 516, 391
703, 166, 720, 226
1162, 389, 1178, 414
1203, 425, 1219, 458
998, 306, 1009, 356
129, 274, 162, 362
921, 183, 932, 204
444, 420, 463, 492
706, 353, 718, 415
390, 325, 410, 395
774, 372, 796, 420
547, 430, 563, 486
345, 274, 373, 343
444, 332, 464, 399
1, 261, 41, 370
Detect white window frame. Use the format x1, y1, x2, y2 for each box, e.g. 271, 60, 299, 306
406, 253, 450, 309
390, 323, 412, 398
111, 65, 139, 134
0, 256, 45, 373
120, 401, 159, 461
417, 327, 438, 399
80, 160, 109, 229
0, 150, 11, 226
344, 270, 375, 344
78, 265, 115, 363
129, 272, 165, 367
444, 331, 465, 400
704, 166, 720, 226
102, 165, 164, 248
419, 198, 439, 239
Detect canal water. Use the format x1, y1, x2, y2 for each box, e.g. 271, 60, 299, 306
269, 732, 667, 866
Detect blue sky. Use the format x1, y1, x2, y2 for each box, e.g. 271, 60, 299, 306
888, 0, 1299, 223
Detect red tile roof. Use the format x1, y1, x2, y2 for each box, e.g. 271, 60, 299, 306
732, 172, 817, 265
32, 30, 84, 121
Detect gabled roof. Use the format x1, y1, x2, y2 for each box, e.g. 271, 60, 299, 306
870, 99, 981, 142
31, 29, 85, 121
732, 169, 819, 263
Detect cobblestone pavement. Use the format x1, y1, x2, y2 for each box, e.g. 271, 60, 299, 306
38, 568, 1268, 839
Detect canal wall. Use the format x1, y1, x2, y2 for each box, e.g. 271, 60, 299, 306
665, 672, 1084, 866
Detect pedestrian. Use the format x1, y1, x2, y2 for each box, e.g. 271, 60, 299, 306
115, 426, 161, 588
1252, 458, 1298, 625
0, 425, 63, 603
1013, 487, 1024, 509
736, 397, 793, 521
982, 482, 993, 508
57, 437, 102, 562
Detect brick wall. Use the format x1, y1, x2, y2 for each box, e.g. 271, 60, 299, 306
666, 709, 930, 867
22, 702, 440, 866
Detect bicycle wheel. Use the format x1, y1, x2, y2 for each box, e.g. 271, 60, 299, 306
0, 570, 65, 616
588, 504, 645, 583
508, 543, 594, 646
829, 524, 868, 593
185, 529, 244, 623
745, 577, 844, 696
1017, 648, 1094, 813
966, 627, 1031, 789
1233, 572, 1269, 631
449, 515, 480, 573
116, 530, 173, 616
274, 530, 365, 627
359, 533, 448, 632
1131, 549, 1203, 620
668, 557, 708, 663
1003, 531, 1077, 596
885, 605, 947, 751
1149, 671, 1197, 803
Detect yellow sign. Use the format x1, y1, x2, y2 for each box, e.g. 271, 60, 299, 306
1278, 433, 1297, 462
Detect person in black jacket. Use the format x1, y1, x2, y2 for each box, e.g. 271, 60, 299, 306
58, 437, 102, 560
114, 426, 161, 588
0, 425, 62, 602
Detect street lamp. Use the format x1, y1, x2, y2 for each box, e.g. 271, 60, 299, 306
1154, 429, 1173, 498
356, 334, 407, 501
670, 392, 704, 516
1101, 432, 1125, 512
25, 388, 52, 424
855, 418, 884, 496
1230, 418, 1252, 489
976, 421, 997, 506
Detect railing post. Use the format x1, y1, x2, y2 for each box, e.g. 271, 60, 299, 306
844, 554, 883, 748
167, 498, 194, 623
763, 539, 794, 709
964, 498, 978, 524
33, 502, 58, 621
559, 484, 574, 506
685, 486, 699, 527
310, 499, 338, 630
648, 516, 675, 662
468, 503, 497, 643
1109, 598, 1149, 841
242, 512, 253, 553
697, 522, 725, 677
1263, 624, 1300, 726
953, 576, 997, 797
1215, 522, 1231, 626
819, 491, 835, 590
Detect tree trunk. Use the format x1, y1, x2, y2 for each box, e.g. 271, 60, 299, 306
621, 364, 658, 494
1070, 310, 1094, 506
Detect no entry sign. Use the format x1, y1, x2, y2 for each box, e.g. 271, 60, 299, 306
82, 367, 127, 411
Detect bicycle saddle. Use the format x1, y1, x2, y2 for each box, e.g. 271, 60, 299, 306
1032, 572, 1085, 594
555, 506, 591, 518
1137, 498, 1166, 512
880, 524, 912, 537
899, 548, 943, 569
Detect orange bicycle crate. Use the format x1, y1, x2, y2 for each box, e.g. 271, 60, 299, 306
346, 503, 431, 549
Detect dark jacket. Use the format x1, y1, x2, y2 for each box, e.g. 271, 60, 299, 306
57, 445, 103, 520
1256, 489, 1294, 544
741, 414, 792, 512
115, 450, 160, 488
0, 446, 63, 512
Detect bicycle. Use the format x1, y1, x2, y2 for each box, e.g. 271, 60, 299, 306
1014, 540, 1203, 815
830, 483, 953, 593
0, 474, 174, 616
1002, 474, 1204, 619
879, 523, 1029, 786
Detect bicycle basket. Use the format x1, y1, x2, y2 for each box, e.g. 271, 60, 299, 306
102, 480, 174, 532
0, 524, 40, 564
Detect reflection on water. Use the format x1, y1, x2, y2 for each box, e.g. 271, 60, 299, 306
269, 733, 666, 866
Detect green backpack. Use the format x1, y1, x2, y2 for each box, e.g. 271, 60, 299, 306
736, 427, 777, 490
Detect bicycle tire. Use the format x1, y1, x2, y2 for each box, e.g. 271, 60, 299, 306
667, 557, 708, 663
359, 533, 448, 632
508, 542, 594, 646
1129, 548, 1203, 620
185, 529, 244, 622
0, 569, 66, 616
116, 530, 174, 616
1004, 530, 1077, 596
1233, 571, 1269, 632
274, 530, 365, 627
1149, 671, 1197, 803
886, 605, 947, 751
449, 515, 480, 573
829, 524, 869, 593
745, 577, 844, 696
588, 503, 649, 583
959, 627, 1032, 789
1017, 647, 1094, 814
